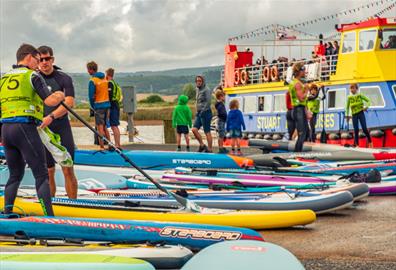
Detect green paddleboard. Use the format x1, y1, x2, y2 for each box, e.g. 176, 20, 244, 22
181, 240, 305, 270
0, 253, 154, 270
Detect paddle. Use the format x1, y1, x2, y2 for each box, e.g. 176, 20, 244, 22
320, 86, 327, 143
60, 102, 202, 213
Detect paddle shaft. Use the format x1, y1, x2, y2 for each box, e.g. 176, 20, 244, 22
320, 86, 327, 143
60, 102, 201, 212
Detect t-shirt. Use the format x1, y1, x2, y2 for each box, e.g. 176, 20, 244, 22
40, 68, 75, 120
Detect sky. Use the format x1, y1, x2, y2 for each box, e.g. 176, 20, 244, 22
0, 0, 394, 73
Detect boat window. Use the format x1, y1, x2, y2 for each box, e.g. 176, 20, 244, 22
341, 32, 356, 54
359, 30, 376, 51
243, 96, 257, 113
359, 86, 385, 107
327, 88, 346, 109
380, 28, 396, 49
393, 85, 396, 100
273, 94, 286, 112
257, 95, 272, 113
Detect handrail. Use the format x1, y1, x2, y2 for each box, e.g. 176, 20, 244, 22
222, 54, 339, 87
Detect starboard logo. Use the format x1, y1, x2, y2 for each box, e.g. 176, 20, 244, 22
160, 227, 241, 241
172, 159, 212, 165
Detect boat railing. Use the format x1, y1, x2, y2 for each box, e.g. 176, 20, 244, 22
222, 54, 338, 87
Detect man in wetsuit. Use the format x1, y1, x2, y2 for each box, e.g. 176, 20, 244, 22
105, 68, 122, 148
38, 45, 78, 199
0, 44, 65, 215
86, 61, 112, 150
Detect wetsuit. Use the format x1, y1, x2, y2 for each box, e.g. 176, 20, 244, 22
40, 68, 75, 168
108, 79, 121, 127
0, 65, 54, 216
307, 95, 320, 142
289, 78, 308, 152
285, 91, 295, 140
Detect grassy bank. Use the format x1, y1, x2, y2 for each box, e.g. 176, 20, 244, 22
70, 104, 197, 125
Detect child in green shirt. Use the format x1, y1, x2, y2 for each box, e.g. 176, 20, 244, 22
345, 83, 372, 147
172, 95, 192, 151
307, 84, 320, 142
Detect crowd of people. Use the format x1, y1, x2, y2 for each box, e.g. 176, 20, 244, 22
286, 62, 372, 152
0, 43, 124, 216
172, 75, 246, 156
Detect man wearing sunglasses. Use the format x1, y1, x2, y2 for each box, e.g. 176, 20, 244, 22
37, 45, 78, 199
0, 44, 65, 216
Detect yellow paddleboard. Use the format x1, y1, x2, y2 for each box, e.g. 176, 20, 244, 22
1, 197, 316, 229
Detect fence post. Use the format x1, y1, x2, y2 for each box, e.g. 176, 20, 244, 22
163, 119, 176, 144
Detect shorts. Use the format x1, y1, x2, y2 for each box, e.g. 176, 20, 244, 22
176, 125, 189, 134
94, 108, 109, 126
230, 129, 242, 138
193, 109, 212, 133
217, 119, 226, 138
45, 118, 75, 168
109, 104, 120, 126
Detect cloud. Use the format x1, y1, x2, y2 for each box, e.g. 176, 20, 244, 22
0, 0, 393, 73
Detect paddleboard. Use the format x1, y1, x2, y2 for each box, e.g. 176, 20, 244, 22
0, 253, 154, 270
181, 240, 305, 270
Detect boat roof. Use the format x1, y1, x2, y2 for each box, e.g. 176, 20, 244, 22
337, 17, 396, 32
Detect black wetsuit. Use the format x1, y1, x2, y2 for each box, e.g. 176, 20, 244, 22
1, 65, 54, 216
40, 68, 75, 168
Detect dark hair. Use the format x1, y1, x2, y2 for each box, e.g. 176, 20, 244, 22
106, 68, 114, 77
37, 45, 54, 56
87, 61, 98, 72
16, 43, 39, 62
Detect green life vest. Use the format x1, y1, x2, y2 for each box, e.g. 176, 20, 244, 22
0, 67, 44, 120
288, 79, 306, 107
346, 93, 371, 116
110, 80, 122, 105
307, 98, 320, 113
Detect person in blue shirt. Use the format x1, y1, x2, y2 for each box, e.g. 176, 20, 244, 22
226, 99, 246, 156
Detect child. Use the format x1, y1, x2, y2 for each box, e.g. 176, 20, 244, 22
226, 99, 246, 156
215, 89, 228, 154
345, 83, 372, 147
307, 84, 320, 142
172, 95, 192, 151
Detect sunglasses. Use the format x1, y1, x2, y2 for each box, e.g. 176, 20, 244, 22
40, 56, 53, 62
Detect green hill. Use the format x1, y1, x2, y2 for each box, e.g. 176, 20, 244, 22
71, 65, 222, 104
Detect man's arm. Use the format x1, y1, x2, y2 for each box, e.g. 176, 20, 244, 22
32, 72, 64, 106
46, 75, 75, 119
88, 80, 95, 109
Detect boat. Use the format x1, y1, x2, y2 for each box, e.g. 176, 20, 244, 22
0, 197, 316, 229
221, 17, 396, 148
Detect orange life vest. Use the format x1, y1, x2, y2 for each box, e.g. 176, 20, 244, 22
91, 77, 109, 103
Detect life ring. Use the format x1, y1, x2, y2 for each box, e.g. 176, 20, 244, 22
240, 69, 249, 85
262, 66, 270, 82
270, 65, 279, 81
234, 70, 240, 86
